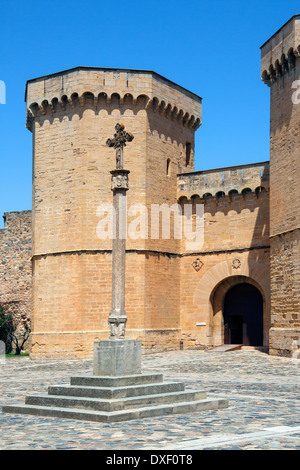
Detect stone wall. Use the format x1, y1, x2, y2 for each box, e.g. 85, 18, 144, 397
261, 15, 300, 357
0, 211, 32, 352
269, 230, 300, 356
178, 169, 270, 349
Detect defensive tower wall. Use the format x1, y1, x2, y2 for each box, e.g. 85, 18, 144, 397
26, 67, 202, 357
261, 15, 300, 356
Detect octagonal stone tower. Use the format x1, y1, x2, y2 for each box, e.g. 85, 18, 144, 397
261, 15, 300, 356
26, 67, 202, 358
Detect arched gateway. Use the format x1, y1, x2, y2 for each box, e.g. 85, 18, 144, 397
223, 283, 263, 346
210, 274, 267, 348
193, 259, 270, 348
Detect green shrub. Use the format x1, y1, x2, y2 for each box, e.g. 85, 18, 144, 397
0, 303, 13, 353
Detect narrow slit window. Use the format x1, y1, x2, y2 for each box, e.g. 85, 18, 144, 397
166, 158, 171, 175
186, 142, 191, 167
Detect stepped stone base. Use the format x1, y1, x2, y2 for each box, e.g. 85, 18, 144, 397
2, 372, 229, 423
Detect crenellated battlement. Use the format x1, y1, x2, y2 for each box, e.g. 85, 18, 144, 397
261, 14, 300, 86
25, 67, 202, 132
177, 161, 269, 201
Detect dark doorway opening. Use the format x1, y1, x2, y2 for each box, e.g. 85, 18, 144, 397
223, 283, 263, 346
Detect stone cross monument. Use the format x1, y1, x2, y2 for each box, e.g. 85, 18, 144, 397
93, 123, 142, 376
106, 122, 134, 170
106, 123, 133, 339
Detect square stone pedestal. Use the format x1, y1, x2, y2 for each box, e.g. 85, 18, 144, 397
93, 340, 141, 376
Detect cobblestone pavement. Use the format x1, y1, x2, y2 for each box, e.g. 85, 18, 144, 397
0, 349, 300, 450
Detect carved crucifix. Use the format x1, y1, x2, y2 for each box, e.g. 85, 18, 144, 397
106, 123, 134, 169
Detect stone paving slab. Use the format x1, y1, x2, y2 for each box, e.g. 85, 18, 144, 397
0, 349, 299, 450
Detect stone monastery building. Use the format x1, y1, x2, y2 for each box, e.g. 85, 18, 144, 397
0, 15, 299, 359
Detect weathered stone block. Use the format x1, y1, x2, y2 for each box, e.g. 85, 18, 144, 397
93, 340, 141, 376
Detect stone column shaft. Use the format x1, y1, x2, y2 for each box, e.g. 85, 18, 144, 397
108, 169, 130, 339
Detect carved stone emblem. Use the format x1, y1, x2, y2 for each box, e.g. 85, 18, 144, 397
111, 171, 129, 191
232, 258, 241, 269
192, 258, 203, 272
109, 319, 126, 339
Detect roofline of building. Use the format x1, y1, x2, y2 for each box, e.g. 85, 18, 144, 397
3, 210, 32, 217
260, 14, 300, 49
178, 160, 269, 177
25, 66, 202, 103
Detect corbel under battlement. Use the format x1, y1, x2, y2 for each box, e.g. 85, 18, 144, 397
25, 67, 202, 132
177, 161, 269, 203
261, 14, 300, 86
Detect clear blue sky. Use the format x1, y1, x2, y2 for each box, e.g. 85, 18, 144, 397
0, 0, 299, 226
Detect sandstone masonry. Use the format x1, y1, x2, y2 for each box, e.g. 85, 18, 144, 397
1, 15, 299, 359
261, 14, 300, 356
0, 211, 32, 352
